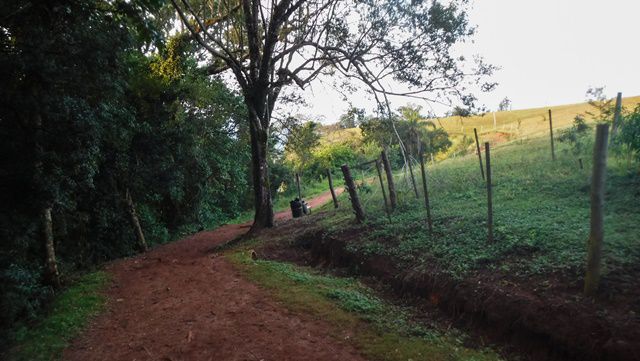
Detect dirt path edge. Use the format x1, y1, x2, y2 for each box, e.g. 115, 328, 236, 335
299, 228, 640, 361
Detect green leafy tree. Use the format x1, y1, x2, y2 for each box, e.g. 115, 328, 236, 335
498, 97, 512, 111
0, 0, 159, 345
285, 120, 321, 172
338, 107, 366, 129
0, 1, 251, 346
451, 106, 472, 117
398, 105, 436, 157
171, 0, 496, 232
360, 116, 399, 148
361, 106, 451, 161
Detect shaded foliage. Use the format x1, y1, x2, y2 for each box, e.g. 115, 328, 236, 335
0, 0, 250, 349
617, 105, 640, 164
338, 107, 366, 129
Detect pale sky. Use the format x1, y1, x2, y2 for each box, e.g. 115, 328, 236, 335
292, 0, 640, 123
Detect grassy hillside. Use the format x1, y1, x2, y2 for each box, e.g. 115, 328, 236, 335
319, 132, 640, 279
319, 96, 640, 154
433, 95, 640, 141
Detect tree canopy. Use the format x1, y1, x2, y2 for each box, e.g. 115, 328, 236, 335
0, 0, 251, 347
171, 0, 495, 231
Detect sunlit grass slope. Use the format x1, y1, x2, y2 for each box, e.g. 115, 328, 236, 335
434, 96, 640, 140
321, 133, 640, 279
320, 96, 640, 150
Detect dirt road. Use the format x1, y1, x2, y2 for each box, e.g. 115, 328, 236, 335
62, 189, 362, 361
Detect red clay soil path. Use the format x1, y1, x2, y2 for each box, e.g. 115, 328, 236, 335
63, 189, 360, 361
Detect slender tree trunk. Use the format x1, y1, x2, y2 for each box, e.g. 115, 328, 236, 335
381, 148, 397, 210
327, 169, 339, 208
247, 111, 274, 233
295, 173, 301, 199
43, 207, 60, 288
33, 104, 60, 288
125, 188, 148, 252
407, 154, 419, 199
375, 159, 390, 218
341, 164, 365, 223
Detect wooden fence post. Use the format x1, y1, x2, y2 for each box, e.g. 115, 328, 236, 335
295, 173, 302, 199
375, 159, 391, 219
610, 92, 622, 143
407, 154, 419, 199
584, 124, 609, 296
548, 109, 556, 161
341, 164, 366, 223
327, 169, 338, 208
381, 148, 397, 210
474, 128, 485, 180
485, 142, 494, 243
419, 150, 433, 234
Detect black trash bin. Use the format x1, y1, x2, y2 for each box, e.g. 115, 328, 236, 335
290, 198, 303, 218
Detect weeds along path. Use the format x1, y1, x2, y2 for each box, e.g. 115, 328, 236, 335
63, 189, 358, 361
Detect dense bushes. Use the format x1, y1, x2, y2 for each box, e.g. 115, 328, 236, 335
0, 1, 251, 349
615, 105, 640, 165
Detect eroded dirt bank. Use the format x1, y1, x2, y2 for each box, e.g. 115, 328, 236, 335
258, 224, 640, 361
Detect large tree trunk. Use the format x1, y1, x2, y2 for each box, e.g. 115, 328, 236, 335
247, 110, 274, 233
43, 207, 61, 288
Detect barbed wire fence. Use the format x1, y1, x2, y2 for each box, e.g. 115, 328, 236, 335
314, 101, 623, 297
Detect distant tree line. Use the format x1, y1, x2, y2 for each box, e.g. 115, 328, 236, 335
280, 105, 452, 184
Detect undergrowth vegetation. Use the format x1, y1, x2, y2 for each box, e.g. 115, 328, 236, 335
8, 272, 109, 361
229, 250, 502, 361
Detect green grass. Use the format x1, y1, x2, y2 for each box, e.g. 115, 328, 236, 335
228, 250, 503, 361
8, 271, 110, 361
322, 133, 640, 279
